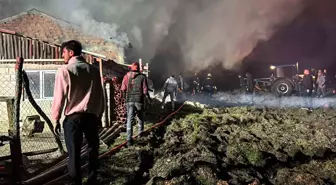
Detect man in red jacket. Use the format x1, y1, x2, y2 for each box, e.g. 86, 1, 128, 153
121, 62, 151, 146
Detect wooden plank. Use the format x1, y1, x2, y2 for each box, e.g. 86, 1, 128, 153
46, 45, 50, 58
59, 48, 62, 58
25, 39, 28, 59
18, 37, 22, 58
32, 40, 35, 59
6, 34, 10, 59
22, 38, 25, 58
38, 41, 41, 59
55, 47, 59, 58
51, 46, 55, 58
8, 35, 13, 59
0, 33, 3, 59
13, 35, 17, 58
43, 43, 47, 58
3, 34, 8, 59
36, 41, 40, 59
29, 39, 32, 58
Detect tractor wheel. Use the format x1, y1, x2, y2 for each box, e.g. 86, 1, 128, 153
271, 79, 293, 96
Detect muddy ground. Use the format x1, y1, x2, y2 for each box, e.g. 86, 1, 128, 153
77, 98, 335, 185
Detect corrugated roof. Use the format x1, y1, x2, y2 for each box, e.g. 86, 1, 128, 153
0, 8, 123, 62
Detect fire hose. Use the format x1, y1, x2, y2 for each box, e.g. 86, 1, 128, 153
23, 102, 186, 185
22, 70, 65, 154
19, 80, 126, 185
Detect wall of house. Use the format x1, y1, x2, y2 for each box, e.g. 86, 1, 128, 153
0, 63, 60, 135
0, 62, 110, 135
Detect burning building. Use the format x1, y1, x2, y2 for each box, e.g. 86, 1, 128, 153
0, 8, 138, 136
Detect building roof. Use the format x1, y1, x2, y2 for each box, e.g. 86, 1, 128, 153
0, 8, 123, 62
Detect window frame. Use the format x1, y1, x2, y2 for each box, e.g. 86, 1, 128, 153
25, 70, 57, 101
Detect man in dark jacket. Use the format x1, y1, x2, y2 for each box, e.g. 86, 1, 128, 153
301, 69, 313, 110
246, 72, 253, 93
192, 73, 200, 95
202, 73, 217, 97
121, 62, 151, 146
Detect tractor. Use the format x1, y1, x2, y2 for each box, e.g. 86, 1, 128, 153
240, 63, 302, 96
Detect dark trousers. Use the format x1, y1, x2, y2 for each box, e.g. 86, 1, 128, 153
162, 91, 175, 110
203, 85, 214, 97
126, 102, 144, 141
63, 113, 100, 185
317, 86, 326, 97
305, 89, 313, 109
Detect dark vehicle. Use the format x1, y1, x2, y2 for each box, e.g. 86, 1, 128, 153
240, 64, 301, 96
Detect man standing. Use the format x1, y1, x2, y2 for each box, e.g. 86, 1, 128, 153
192, 73, 200, 96
316, 70, 326, 97
121, 62, 151, 147
162, 75, 178, 111
202, 73, 217, 97
177, 73, 185, 101
301, 69, 314, 110
52, 40, 104, 185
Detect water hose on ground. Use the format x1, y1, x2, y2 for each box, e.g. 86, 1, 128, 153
24, 102, 186, 185
22, 70, 65, 154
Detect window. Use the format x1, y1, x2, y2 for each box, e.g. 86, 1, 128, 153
25, 70, 57, 100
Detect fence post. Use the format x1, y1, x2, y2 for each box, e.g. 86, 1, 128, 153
9, 57, 24, 184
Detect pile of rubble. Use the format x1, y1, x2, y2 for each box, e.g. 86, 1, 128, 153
84, 101, 336, 184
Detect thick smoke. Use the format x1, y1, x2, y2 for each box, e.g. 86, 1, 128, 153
0, 0, 305, 71
178, 0, 305, 71
0, 0, 130, 47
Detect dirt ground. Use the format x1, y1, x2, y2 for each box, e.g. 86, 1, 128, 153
51, 97, 336, 185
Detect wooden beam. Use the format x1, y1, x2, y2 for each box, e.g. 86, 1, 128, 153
32, 40, 35, 59
46, 44, 50, 58
0, 59, 64, 62
10, 35, 14, 59
18, 37, 22, 58
13, 35, 17, 58
36, 41, 40, 59
3, 34, 8, 59
25, 38, 28, 58
43, 43, 47, 59
82, 49, 107, 59
51, 46, 55, 58
0, 29, 16, 35
0, 33, 3, 58
6, 34, 11, 59
55, 47, 58, 59
29, 39, 32, 58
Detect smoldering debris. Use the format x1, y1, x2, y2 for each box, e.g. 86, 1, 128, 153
63, 101, 336, 185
